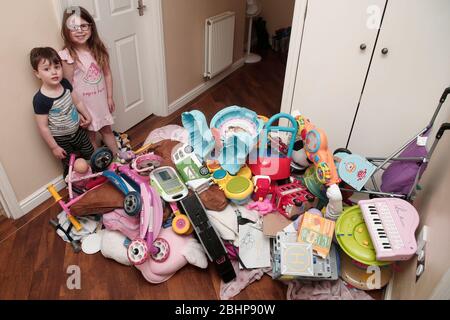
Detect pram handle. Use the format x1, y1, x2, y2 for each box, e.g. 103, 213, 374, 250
436, 123, 450, 140
440, 87, 450, 103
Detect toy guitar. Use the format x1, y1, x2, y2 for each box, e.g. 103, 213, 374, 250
178, 193, 236, 283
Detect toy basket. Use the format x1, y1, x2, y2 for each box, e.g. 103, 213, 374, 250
248, 113, 298, 180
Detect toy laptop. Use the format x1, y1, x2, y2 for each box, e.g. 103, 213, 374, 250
334, 152, 377, 191
272, 232, 339, 281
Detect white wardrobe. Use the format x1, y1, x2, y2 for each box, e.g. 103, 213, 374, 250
282, 0, 450, 156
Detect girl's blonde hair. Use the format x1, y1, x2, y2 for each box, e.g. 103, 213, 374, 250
61, 6, 109, 70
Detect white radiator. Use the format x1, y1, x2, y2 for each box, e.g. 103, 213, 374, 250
204, 11, 236, 79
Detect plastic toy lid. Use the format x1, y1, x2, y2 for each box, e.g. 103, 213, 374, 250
81, 233, 102, 255
213, 169, 227, 180
335, 206, 390, 267
225, 176, 253, 200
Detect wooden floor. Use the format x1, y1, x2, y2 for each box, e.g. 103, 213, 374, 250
0, 50, 381, 300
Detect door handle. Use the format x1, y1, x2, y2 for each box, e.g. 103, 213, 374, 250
360, 43, 367, 50
137, 0, 146, 16
381, 48, 389, 55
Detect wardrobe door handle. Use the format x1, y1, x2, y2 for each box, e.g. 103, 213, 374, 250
360, 44, 367, 50
381, 48, 389, 55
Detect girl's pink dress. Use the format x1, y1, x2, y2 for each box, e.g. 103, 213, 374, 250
59, 48, 114, 132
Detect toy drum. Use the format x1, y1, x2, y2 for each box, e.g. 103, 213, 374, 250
339, 250, 393, 291
223, 176, 254, 205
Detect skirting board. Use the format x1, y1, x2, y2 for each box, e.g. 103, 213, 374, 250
19, 176, 66, 218
168, 58, 245, 114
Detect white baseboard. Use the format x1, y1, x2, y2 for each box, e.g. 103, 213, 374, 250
168, 58, 245, 115
19, 176, 66, 218
384, 274, 395, 300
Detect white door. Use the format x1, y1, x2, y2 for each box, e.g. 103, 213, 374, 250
348, 0, 450, 158
59, 0, 167, 132
290, 0, 387, 152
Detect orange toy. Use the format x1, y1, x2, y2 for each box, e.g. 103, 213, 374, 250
296, 115, 341, 187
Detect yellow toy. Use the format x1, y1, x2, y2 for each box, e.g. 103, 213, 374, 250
212, 166, 254, 205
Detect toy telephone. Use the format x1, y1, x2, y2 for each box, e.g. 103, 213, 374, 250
296, 115, 340, 186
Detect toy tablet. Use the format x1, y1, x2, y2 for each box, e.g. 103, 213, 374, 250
335, 206, 390, 267
150, 167, 188, 202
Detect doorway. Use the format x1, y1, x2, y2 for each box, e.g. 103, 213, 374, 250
0, 162, 23, 220
55, 0, 168, 132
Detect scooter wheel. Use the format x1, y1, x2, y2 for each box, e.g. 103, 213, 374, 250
151, 238, 170, 263
127, 239, 148, 265
172, 215, 191, 235
91, 147, 114, 172
124, 191, 142, 216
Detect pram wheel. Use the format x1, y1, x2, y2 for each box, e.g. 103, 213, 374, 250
91, 147, 114, 172
124, 191, 142, 216
127, 239, 148, 265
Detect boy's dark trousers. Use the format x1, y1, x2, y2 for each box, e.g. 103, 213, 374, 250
54, 127, 94, 177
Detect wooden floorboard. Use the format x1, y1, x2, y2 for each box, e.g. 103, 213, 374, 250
0, 50, 382, 300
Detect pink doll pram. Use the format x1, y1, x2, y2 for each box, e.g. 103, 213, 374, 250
336, 87, 450, 201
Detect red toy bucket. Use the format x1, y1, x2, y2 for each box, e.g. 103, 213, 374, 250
249, 113, 299, 181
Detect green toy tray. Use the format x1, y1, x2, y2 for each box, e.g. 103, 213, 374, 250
335, 206, 390, 267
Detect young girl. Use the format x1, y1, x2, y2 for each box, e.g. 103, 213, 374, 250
59, 6, 130, 160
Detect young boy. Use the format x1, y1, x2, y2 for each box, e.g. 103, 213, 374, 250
31, 47, 94, 177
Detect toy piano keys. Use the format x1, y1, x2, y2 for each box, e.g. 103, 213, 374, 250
359, 198, 419, 261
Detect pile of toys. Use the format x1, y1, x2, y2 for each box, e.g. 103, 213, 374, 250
48, 105, 422, 295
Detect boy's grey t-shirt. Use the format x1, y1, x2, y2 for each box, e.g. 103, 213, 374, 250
33, 78, 79, 137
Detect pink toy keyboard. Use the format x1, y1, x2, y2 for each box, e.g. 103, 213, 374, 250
358, 198, 419, 261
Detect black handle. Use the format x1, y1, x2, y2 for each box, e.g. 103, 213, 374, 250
360, 43, 367, 50
440, 87, 450, 103
381, 48, 389, 55
436, 123, 450, 140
